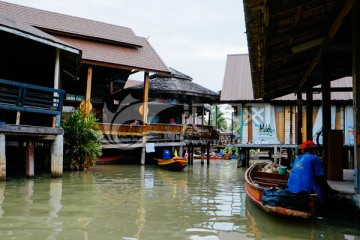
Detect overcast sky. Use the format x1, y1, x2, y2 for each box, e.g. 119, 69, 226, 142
3, 0, 248, 92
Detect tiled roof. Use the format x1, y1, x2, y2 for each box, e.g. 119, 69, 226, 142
0, 1, 141, 47
56, 36, 169, 73
221, 54, 353, 102
0, 12, 78, 53
0, 1, 169, 74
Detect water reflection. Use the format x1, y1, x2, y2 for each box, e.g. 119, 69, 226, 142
0, 161, 358, 240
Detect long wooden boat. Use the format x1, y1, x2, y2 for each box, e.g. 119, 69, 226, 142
96, 154, 125, 164
244, 162, 313, 218
154, 157, 188, 171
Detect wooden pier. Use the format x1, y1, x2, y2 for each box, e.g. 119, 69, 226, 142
0, 80, 66, 179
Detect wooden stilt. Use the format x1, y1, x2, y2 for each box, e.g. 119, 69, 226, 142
200, 145, 204, 165
353, 0, 360, 200
51, 135, 63, 177
26, 140, 35, 177
322, 56, 331, 176
0, 134, 6, 180
190, 145, 194, 165
206, 143, 210, 166
297, 93, 303, 151
141, 72, 150, 165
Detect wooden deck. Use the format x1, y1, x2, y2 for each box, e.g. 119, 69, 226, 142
0, 80, 65, 179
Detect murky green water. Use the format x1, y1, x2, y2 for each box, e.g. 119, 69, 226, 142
0, 160, 359, 240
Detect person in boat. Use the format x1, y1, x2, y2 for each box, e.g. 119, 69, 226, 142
169, 118, 176, 125
287, 140, 332, 204
130, 119, 140, 127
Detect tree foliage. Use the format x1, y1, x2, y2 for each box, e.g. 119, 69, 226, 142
206, 106, 228, 132
62, 109, 102, 170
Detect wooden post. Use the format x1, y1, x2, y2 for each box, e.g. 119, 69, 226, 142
26, 140, 35, 177
290, 105, 294, 144
53, 48, 60, 127
297, 93, 303, 146
353, 0, 360, 199
206, 143, 210, 166
51, 135, 63, 177
141, 72, 150, 165
86, 66, 92, 102
306, 87, 313, 140
16, 111, 21, 125
0, 134, 6, 180
200, 145, 204, 165
190, 144, 194, 165
322, 56, 331, 176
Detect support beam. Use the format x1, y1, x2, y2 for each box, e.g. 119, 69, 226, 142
86, 66, 93, 102
322, 58, 331, 178
297, 93, 303, 146
352, 0, 360, 204
0, 134, 5, 180
306, 87, 313, 140
141, 72, 150, 165
200, 145, 204, 166
53, 48, 60, 127
26, 140, 35, 177
206, 143, 210, 166
51, 135, 63, 177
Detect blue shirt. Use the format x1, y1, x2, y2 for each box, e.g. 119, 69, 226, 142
287, 152, 324, 201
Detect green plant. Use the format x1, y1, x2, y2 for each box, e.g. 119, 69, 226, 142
224, 146, 238, 155
62, 109, 102, 170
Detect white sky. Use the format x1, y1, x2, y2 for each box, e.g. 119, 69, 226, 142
3, 0, 248, 92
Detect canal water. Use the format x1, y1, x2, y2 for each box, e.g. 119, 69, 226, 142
0, 160, 359, 240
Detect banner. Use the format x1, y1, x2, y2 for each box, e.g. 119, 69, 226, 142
251, 104, 280, 144
345, 105, 354, 145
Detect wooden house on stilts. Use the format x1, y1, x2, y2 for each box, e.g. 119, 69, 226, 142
0, 10, 81, 178
0, 1, 221, 167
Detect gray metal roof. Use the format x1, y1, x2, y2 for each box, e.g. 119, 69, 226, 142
221, 54, 353, 102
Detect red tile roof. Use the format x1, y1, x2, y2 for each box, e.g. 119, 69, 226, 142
0, 1, 169, 74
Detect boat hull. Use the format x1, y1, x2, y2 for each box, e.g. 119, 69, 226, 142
245, 163, 313, 218
96, 155, 125, 165
154, 158, 188, 171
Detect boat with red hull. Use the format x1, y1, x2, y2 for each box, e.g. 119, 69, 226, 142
245, 162, 314, 218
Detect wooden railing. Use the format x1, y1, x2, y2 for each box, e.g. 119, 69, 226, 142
0, 79, 64, 116
184, 124, 218, 139
98, 123, 218, 140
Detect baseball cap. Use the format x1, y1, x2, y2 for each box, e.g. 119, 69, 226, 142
302, 140, 315, 149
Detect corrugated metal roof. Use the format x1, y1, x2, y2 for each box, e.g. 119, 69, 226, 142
221, 54, 353, 102
221, 54, 253, 101
0, 1, 170, 74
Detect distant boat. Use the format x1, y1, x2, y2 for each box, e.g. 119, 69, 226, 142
245, 162, 314, 218
154, 157, 188, 171
96, 154, 125, 165
193, 154, 224, 160
96, 149, 126, 165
